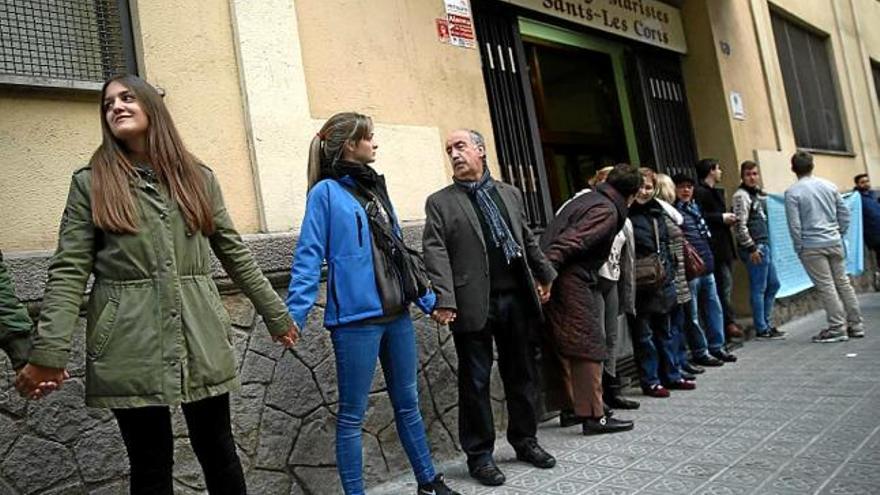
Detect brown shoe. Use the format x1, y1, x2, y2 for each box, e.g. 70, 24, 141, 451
725, 323, 744, 340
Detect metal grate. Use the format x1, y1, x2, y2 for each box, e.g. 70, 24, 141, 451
0, 0, 135, 87
474, 4, 554, 228
634, 50, 698, 179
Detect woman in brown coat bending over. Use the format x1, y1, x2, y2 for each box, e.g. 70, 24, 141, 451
539, 164, 642, 435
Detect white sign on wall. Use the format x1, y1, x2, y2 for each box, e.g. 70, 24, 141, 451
730, 91, 745, 120
444, 0, 476, 49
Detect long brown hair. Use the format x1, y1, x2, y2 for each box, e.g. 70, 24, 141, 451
90, 74, 214, 235
306, 112, 373, 190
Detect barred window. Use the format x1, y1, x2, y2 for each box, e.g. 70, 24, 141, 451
0, 0, 136, 90
872, 60, 880, 114
771, 11, 847, 152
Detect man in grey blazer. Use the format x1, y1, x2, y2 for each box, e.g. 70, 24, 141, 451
423, 129, 557, 486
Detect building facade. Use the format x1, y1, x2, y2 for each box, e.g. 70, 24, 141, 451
3, 0, 880, 251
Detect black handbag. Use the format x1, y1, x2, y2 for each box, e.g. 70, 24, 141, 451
344, 184, 431, 314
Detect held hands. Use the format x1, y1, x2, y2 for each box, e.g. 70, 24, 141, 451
750, 250, 763, 264
15, 364, 69, 400
722, 213, 738, 225
536, 281, 552, 304
272, 323, 300, 349
431, 308, 457, 326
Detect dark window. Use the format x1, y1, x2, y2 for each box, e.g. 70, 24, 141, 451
0, 1, 136, 90
771, 11, 847, 152
872, 60, 880, 114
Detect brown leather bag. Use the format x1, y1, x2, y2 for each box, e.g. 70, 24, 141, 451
635, 218, 666, 290
683, 239, 707, 281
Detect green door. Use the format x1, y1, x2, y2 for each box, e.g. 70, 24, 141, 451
520, 18, 640, 211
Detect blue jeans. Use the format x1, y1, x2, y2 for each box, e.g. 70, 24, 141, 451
686, 274, 726, 356
331, 315, 435, 494
628, 312, 681, 387
739, 244, 781, 334
671, 304, 688, 371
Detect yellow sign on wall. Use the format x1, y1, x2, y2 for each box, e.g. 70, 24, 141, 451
499, 0, 687, 53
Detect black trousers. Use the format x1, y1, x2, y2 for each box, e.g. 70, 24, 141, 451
113, 393, 245, 495
452, 291, 538, 469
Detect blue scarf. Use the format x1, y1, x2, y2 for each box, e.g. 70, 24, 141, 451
454, 169, 522, 263
676, 200, 712, 239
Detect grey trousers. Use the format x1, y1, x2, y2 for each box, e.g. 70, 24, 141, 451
799, 245, 864, 332
593, 277, 620, 377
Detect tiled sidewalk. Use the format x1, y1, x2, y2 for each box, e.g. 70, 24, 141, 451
372, 293, 880, 495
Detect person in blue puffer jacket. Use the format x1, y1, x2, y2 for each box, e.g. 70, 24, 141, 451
286, 112, 457, 495
673, 173, 737, 367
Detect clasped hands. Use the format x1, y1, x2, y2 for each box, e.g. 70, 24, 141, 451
430, 282, 552, 325
15, 323, 300, 401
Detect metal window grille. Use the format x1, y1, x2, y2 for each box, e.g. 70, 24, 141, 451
0, 0, 136, 90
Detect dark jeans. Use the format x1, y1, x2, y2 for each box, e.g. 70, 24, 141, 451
628, 311, 680, 388
331, 314, 435, 494
453, 290, 539, 469
714, 260, 736, 326
113, 393, 245, 495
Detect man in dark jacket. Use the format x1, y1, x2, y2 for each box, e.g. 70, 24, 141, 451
694, 158, 744, 340
853, 173, 880, 290
0, 250, 33, 370
422, 129, 557, 487
540, 164, 642, 436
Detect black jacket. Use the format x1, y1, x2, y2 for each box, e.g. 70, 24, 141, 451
422, 181, 556, 333
629, 199, 676, 315
694, 182, 736, 263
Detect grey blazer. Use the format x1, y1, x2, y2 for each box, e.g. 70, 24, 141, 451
422, 181, 557, 333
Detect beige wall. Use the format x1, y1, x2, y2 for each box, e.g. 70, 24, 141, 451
681, 0, 880, 194
294, 0, 497, 217
0, 0, 257, 252
228, 0, 496, 232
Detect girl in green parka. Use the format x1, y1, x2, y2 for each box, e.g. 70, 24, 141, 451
15, 74, 299, 495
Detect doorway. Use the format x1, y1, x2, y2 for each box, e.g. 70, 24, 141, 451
521, 19, 639, 211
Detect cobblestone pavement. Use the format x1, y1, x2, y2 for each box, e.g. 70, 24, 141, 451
372, 293, 880, 495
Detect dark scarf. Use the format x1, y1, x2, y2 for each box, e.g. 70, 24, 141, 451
331, 161, 395, 219
675, 200, 712, 239
738, 182, 762, 196
453, 169, 522, 263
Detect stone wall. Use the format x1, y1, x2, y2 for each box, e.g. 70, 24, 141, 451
3, 229, 875, 494
0, 287, 508, 494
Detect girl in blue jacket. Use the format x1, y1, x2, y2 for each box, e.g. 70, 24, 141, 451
286, 112, 456, 495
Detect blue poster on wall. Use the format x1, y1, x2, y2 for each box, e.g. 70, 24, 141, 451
766, 192, 864, 298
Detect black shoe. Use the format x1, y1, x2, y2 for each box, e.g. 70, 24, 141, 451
603, 403, 615, 417
417, 474, 461, 495
683, 362, 705, 374
582, 416, 635, 435
756, 328, 786, 340
710, 349, 738, 362
680, 371, 696, 381
469, 461, 505, 486
559, 409, 585, 427
605, 394, 640, 410
514, 439, 556, 469
693, 354, 724, 367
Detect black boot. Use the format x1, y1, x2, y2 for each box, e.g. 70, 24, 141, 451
603, 372, 640, 410
559, 409, 585, 427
